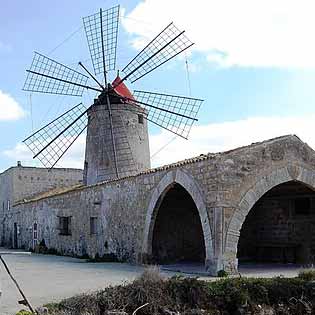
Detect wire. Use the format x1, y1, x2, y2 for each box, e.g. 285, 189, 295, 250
185, 52, 192, 97
29, 93, 34, 132
150, 135, 177, 160
47, 26, 83, 56
147, 39, 193, 162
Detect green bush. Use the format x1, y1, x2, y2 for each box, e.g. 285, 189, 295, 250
87, 253, 118, 262
16, 310, 33, 315
217, 269, 228, 278
47, 248, 59, 255
298, 268, 315, 281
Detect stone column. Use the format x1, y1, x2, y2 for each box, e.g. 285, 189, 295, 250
206, 207, 224, 275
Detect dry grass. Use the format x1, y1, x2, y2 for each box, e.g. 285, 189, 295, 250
298, 268, 315, 281
44, 269, 315, 315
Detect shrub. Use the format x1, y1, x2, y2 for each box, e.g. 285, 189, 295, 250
137, 266, 163, 283
217, 269, 228, 278
16, 310, 33, 315
298, 268, 315, 281
87, 253, 118, 262
46, 248, 59, 255
42, 274, 315, 315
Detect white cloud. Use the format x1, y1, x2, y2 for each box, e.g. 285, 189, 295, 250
0, 90, 26, 121
54, 134, 86, 169
5, 115, 315, 171
122, 0, 315, 68
3, 134, 86, 169
149, 115, 315, 167
3, 143, 32, 163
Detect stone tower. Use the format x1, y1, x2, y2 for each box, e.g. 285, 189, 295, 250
83, 86, 151, 186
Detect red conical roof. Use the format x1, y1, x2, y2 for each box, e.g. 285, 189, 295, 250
112, 75, 135, 101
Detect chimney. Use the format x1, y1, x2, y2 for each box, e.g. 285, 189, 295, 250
17, 161, 22, 167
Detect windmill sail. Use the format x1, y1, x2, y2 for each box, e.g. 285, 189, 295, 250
23, 52, 96, 96
119, 22, 194, 85
23, 103, 88, 168
83, 5, 120, 76
120, 90, 203, 139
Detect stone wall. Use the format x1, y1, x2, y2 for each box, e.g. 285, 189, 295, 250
7, 135, 315, 275
238, 181, 315, 264
0, 165, 83, 246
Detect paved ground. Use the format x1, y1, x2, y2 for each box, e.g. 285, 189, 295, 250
0, 250, 146, 315
0, 249, 305, 315
162, 262, 303, 278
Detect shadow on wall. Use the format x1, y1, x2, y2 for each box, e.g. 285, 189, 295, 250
238, 181, 315, 265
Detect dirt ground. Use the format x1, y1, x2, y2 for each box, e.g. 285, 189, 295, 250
0, 248, 303, 315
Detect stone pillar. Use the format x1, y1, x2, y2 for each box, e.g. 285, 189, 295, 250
206, 207, 224, 275
222, 206, 241, 273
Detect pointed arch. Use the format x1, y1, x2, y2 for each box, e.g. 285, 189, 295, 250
142, 169, 213, 268
224, 164, 315, 271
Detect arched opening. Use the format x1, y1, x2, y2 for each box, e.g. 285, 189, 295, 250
152, 183, 206, 264
238, 181, 315, 265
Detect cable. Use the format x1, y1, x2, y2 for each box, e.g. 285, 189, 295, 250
47, 26, 83, 56
150, 135, 177, 160
29, 93, 34, 132
185, 52, 192, 97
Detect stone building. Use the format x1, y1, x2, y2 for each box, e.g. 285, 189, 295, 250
3, 135, 315, 275
0, 163, 83, 247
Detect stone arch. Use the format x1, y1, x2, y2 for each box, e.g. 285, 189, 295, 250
224, 164, 315, 271
142, 169, 213, 268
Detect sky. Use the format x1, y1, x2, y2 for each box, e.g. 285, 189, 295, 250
1, 0, 315, 171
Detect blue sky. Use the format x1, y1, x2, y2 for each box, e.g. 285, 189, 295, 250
1, 0, 315, 171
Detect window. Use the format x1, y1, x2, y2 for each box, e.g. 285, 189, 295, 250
90, 217, 97, 235
58, 216, 71, 235
294, 197, 311, 215
138, 114, 144, 124
7, 200, 10, 211
33, 222, 38, 248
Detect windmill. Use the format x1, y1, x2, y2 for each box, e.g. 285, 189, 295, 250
22, 5, 204, 185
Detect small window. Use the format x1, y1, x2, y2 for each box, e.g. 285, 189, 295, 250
138, 114, 144, 124
90, 217, 97, 235
58, 216, 71, 235
294, 198, 311, 215
33, 222, 38, 241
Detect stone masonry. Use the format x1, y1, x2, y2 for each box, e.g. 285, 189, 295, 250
4, 135, 315, 275
0, 163, 83, 246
